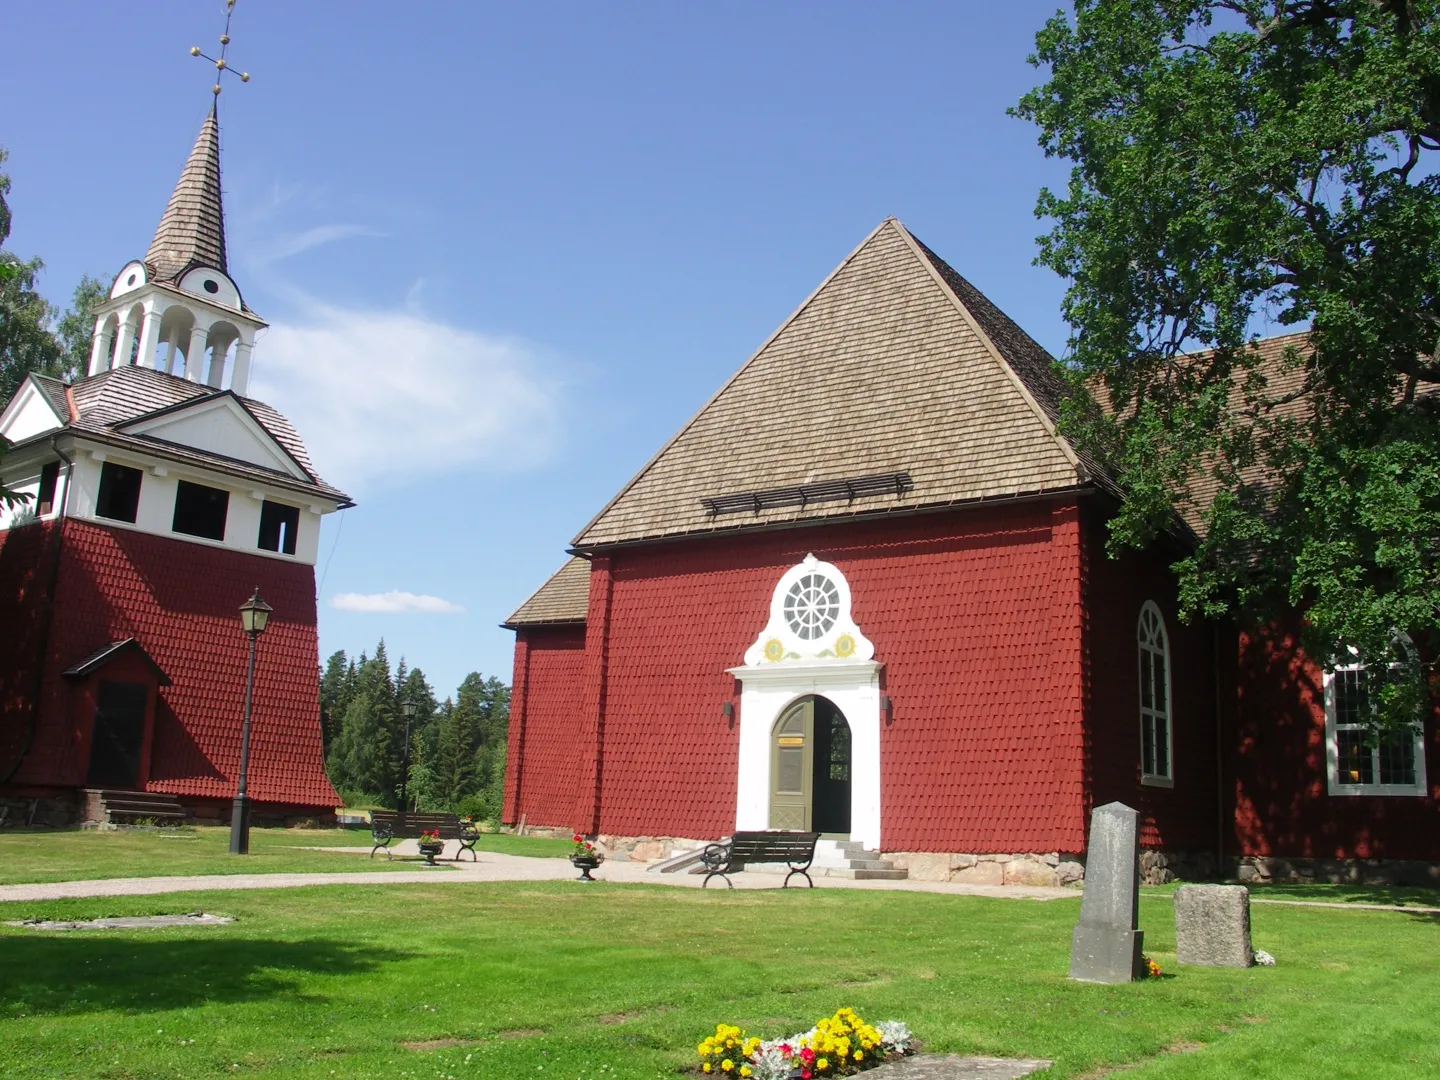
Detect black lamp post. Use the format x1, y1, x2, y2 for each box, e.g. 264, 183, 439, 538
399, 698, 417, 815
230, 587, 272, 855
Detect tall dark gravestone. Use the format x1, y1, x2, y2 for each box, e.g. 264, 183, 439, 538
1068, 801, 1144, 983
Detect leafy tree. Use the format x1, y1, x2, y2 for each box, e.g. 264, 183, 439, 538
327, 693, 387, 799
0, 149, 106, 507
1014, 1, 1440, 728
318, 650, 354, 756
430, 698, 475, 809
53, 274, 106, 380
317, 640, 511, 816
0, 149, 60, 410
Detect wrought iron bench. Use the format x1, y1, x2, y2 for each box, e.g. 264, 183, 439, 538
369, 811, 479, 861
701, 830, 821, 888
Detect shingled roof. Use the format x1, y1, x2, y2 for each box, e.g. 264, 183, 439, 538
144, 107, 228, 285
572, 218, 1088, 549
504, 556, 591, 627
10, 365, 349, 505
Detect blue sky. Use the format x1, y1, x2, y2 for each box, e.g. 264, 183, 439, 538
1, 2, 1077, 699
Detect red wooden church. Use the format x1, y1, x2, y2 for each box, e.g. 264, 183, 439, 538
503, 219, 1437, 884
0, 107, 350, 825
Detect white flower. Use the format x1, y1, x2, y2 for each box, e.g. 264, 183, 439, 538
876, 1021, 914, 1053
1254, 949, 1276, 966
748, 1042, 794, 1080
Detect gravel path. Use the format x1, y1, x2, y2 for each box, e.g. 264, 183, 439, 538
0, 847, 1080, 903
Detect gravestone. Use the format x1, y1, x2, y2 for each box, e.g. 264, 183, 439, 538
1174, 884, 1254, 967
1068, 801, 1144, 983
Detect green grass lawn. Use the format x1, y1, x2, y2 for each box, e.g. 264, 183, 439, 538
0, 826, 572, 885
0, 880, 1435, 1080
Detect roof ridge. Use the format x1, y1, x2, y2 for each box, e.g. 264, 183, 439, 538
568, 218, 897, 548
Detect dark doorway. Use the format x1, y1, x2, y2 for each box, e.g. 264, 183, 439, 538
811, 696, 851, 835
86, 681, 149, 787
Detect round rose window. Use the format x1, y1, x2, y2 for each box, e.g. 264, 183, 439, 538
783, 573, 840, 640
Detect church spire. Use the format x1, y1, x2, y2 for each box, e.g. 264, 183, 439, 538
144, 106, 227, 282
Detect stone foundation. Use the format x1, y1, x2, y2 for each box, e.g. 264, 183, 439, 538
1138, 849, 1218, 885
503, 826, 715, 862
1, 793, 333, 831
883, 851, 1085, 887
0, 794, 80, 828
1234, 854, 1440, 887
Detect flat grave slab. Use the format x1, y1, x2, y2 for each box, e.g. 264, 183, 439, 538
7, 912, 233, 931
870, 1055, 1053, 1079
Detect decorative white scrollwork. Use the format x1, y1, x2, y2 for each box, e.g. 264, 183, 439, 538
742, 554, 873, 665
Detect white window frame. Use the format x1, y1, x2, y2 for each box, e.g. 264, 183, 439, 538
1324, 640, 1428, 797
1137, 601, 1174, 788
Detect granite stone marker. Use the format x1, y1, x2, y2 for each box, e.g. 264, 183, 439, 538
1068, 801, 1144, 983
1174, 884, 1254, 967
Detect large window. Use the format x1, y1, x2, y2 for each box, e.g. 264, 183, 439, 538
1138, 601, 1173, 786
1325, 638, 1428, 796
36, 462, 59, 515
95, 462, 143, 523
257, 500, 299, 555
172, 480, 229, 541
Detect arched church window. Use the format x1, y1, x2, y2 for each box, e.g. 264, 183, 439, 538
1137, 601, 1173, 785
783, 572, 840, 640
1325, 634, 1427, 796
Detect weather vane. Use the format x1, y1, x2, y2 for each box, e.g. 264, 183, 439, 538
190, 0, 250, 98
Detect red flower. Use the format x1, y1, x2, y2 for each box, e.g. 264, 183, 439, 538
779, 1045, 791, 1057
800, 1049, 816, 1064
802, 1072, 812, 1079
573, 834, 584, 843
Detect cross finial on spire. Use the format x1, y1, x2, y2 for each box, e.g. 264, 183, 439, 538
189, 0, 250, 100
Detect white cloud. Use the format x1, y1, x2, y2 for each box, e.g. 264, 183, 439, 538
260, 224, 387, 262
331, 590, 466, 615
250, 302, 562, 492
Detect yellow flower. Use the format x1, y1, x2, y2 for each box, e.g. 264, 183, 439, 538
721, 1060, 734, 1072
854, 1052, 864, 1062
817, 1058, 829, 1072
740, 1069, 752, 1078
703, 1066, 712, 1074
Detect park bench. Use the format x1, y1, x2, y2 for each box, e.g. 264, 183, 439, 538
700, 830, 820, 889
369, 811, 479, 862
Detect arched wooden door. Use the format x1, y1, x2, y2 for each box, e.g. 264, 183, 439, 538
769, 699, 813, 831
769, 696, 853, 835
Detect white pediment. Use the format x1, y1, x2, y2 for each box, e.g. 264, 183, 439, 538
119, 395, 309, 480
0, 377, 65, 444
741, 553, 875, 667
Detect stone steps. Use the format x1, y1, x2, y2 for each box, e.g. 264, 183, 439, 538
82, 788, 187, 826
818, 867, 909, 881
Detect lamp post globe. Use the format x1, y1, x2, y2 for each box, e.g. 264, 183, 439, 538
230, 587, 272, 855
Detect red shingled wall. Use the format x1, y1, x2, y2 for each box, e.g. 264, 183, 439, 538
0, 521, 63, 784
1, 519, 337, 808
521, 500, 1091, 851
1232, 618, 1440, 860
504, 624, 588, 829
1081, 505, 1222, 852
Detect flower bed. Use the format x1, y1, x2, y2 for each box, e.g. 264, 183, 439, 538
696, 1008, 914, 1080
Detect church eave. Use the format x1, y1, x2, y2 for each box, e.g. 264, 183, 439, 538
9, 427, 352, 508
567, 481, 1100, 556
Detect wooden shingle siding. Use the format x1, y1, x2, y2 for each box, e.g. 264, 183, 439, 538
145, 111, 228, 283
504, 556, 590, 627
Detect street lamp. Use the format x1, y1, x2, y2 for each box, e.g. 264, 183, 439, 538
399, 698, 417, 815
230, 587, 272, 855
